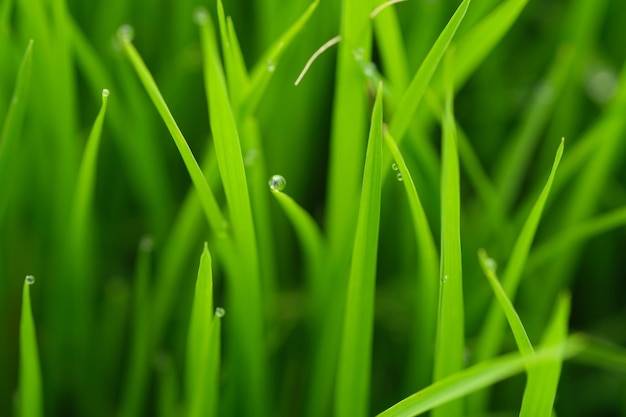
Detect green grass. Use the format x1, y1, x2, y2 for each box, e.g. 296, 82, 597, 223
2, 0, 626, 416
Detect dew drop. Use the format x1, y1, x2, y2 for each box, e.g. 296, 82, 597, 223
391, 162, 399, 171
396, 172, 403, 182
117, 24, 135, 43
266, 60, 276, 73
442, 274, 448, 284
193, 7, 209, 25
268, 174, 286, 191
102, 88, 110, 98
363, 62, 377, 78
586, 67, 618, 104
215, 307, 226, 318
25, 275, 35, 285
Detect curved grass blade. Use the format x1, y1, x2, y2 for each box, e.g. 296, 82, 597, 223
241, 0, 319, 117
372, 1, 409, 93
19, 276, 43, 417
470, 139, 564, 414
477, 249, 534, 358
215, 1, 249, 106
519, 293, 571, 417
335, 83, 383, 417
387, 0, 469, 144
186, 244, 221, 417
574, 336, 626, 373
376, 337, 586, 417
384, 130, 438, 389
117, 27, 227, 237
432, 51, 464, 417
197, 13, 267, 416
453, 0, 529, 89
0, 40, 33, 222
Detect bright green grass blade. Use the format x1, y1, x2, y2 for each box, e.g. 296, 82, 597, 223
197, 13, 267, 416
0, 40, 33, 222
470, 139, 564, 414
324, 0, 373, 253
528, 206, 626, 271
334, 83, 383, 417
519, 293, 571, 417
156, 354, 179, 417
117, 27, 227, 236
19, 276, 43, 417
215, 1, 248, 106
376, 337, 586, 417
186, 243, 213, 394
388, 0, 469, 144
432, 53, 464, 417
119, 237, 154, 417
372, 1, 410, 93
493, 46, 574, 211
241, 0, 319, 118
384, 130, 438, 389
477, 249, 534, 358
453, 0, 529, 89
186, 244, 221, 417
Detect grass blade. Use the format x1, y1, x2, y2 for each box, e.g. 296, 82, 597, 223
477, 249, 534, 358
453, 0, 529, 88
197, 13, 267, 416
388, 0, 469, 144
0, 40, 33, 221
519, 293, 571, 417
432, 51, 464, 417
117, 26, 227, 236
384, 130, 438, 389
470, 139, 564, 414
186, 244, 221, 417
335, 83, 383, 417
19, 276, 43, 417
376, 337, 586, 417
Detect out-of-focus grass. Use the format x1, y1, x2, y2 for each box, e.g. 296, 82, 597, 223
2, 0, 626, 416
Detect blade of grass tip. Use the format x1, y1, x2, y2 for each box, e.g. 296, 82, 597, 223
117, 25, 227, 237
477, 249, 534, 359
119, 237, 154, 417
0, 40, 33, 222
335, 83, 383, 417
324, 0, 373, 254
19, 276, 43, 417
452, 0, 529, 89
528, 206, 626, 271
187, 244, 222, 417
469, 139, 564, 415
186, 243, 213, 396
384, 129, 439, 390
376, 337, 586, 417
574, 336, 626, 373
519, 292, 571, 417
241, 0, 319, 118
196, 12, 268, 416
432, 48, 464, 417
214, 1, 248, 106
387, 0, 469, 148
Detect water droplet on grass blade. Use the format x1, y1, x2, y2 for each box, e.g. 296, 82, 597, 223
352, 48, 365, 61
102, 88, 110, 98
392, 163, 398, 171
193, 7, 209, 25
215, 307, 225, 317
485, 257, 497, 272
396, 172, 403, 182
268, 175, 286, 191
117, 25, 135, 43
442, 275, 448, 284
25, 275, 35, 285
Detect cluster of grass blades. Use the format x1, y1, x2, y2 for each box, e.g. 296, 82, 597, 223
2, 0, 626, 416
